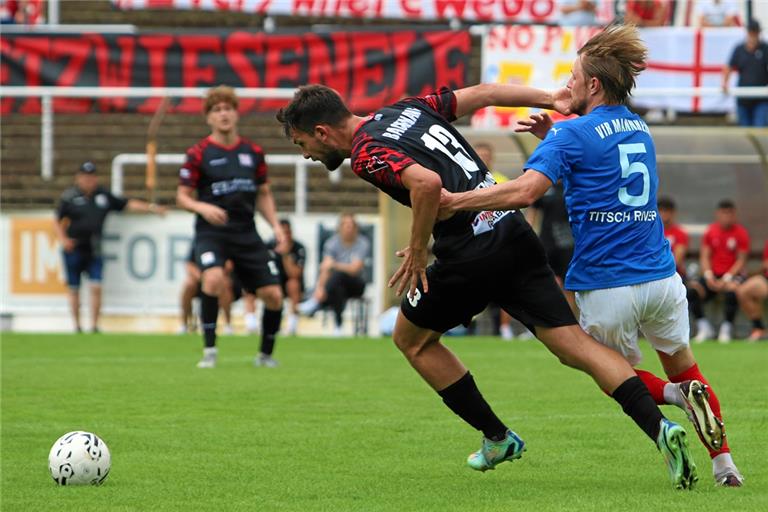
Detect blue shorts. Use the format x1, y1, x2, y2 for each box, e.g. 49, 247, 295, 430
62, 248, 103, 289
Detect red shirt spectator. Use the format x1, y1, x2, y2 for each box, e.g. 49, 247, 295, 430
624, 0, 670, 27
664, 223, 689, 275
702, 222, 750, 276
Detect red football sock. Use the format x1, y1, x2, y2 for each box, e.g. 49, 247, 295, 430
634, 369, 668, 405
669, 363, 730, 457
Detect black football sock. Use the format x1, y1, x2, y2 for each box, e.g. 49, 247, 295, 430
687, 287, 704, 319
724, 292, 738, 323
611, 376, 663, 442
200, 292, 219, 348
438, 372, 508, 441
753, 319, 765, 330
260, 308, 282, 356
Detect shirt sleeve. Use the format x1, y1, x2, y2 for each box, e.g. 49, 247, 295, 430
55, 197, 69, 220
408, 87, 457, 123
322, 236, 339, 260
251, 143, 268, 185
352, 142, 416, 191
107, 192, 129, 212
523, 124, 578, 184
737, 227, 750, 253
179, 145, 202, 188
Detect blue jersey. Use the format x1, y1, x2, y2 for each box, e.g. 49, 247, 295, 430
524, 104, 675, 291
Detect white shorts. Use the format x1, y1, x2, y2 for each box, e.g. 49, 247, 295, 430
575, 273, 690, 366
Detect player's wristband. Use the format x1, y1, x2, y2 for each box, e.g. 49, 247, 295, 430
722, 273, 733, 282
704, 270, 714, 279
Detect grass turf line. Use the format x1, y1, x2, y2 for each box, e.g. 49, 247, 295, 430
1, 333, 766, 511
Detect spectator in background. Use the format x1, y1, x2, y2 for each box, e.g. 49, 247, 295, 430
526, 182, 576, 312
559, 0, 598, 26
689, 200, 750, 343
658, 196, 689, 280
624, 0, 669, 27
722, 19, 768, 127
736, 240, 768, 341
54, 161, 166, 333
267, 219, 307, 335
474, 142, 515, 340
698, 0, 740, 27
299, 213, 370, 336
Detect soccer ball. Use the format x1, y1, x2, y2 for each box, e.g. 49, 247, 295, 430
48, 431, 111, 485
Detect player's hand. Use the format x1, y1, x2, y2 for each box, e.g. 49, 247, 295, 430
199, 204, 228, 226
551, 87, 572, 116
61, 238, 75, 252
388, 246, 429, 299
437, 189, 457, 221
515, 112, 553, 140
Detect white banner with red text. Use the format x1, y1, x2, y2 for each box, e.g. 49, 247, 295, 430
474, 25, 744, 128
110, 0, 619, 24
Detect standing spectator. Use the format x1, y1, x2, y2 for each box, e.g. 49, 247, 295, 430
736, 240, 768, 341
658, 196, 689, 280
267, 219, 307, 335
698, 0, 740, 27
526, 182, 575, 311
177, 85, 285, 369
624, 0, 670, 27
559, 0, 598, 26
54, 161, 166, 333
299, 213, 369, 336
689, 200, 750, 343
722, 19, 768, 127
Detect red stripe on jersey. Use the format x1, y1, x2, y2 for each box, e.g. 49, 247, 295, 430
412, 86, 457, 122
246, 139, 268, 184
352, 135, 415, 191
179, 139, 206, 188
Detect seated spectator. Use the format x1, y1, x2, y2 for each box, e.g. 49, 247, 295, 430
736, 240, 768, 341
689, 200, 750, 343
698, 0, 740, 27
267, 218, 307, 335
722, 19, 768, 127
624, 0, 669, 27
658, 196, 689, 280
559, 0, 598, 26
299, 213, 370, 335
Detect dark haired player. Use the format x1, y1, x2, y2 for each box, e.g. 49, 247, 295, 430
177, 85, 285, 368
277, 78, 697, 488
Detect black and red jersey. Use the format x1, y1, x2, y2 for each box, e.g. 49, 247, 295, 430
350, 87, 528, 262
179, 136, 268, 233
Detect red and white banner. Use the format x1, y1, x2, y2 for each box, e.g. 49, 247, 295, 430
111, 0, 618, 24
474, 25, 743, 127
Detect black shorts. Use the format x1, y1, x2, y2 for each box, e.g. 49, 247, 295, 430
194, 230, 280, 292
401, 228, 577, 334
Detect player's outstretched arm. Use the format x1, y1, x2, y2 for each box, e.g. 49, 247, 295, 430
453, 84, 571, 119
440, 169, 552, 215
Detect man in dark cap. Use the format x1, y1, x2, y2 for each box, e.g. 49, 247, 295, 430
54, 161, 166, 333
722, 19, 768, 126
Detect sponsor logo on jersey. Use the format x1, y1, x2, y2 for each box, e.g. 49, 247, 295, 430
366, 155, 389, 174
211, 178, 256, 196
550, 127, 561, 136
238, 153, 254, 167
209, 157, 228, 166
471, 210, 511, 236
95, 194, 109, 208
382, 107, 421, 141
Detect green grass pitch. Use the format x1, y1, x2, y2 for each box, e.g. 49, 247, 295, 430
1, 333, 766, 511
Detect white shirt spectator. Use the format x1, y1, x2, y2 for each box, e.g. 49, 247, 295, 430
698, 0, 740, 27
559, 0, 598, 26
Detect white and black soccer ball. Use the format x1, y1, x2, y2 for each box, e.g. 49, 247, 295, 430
48, 431, 111, 485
